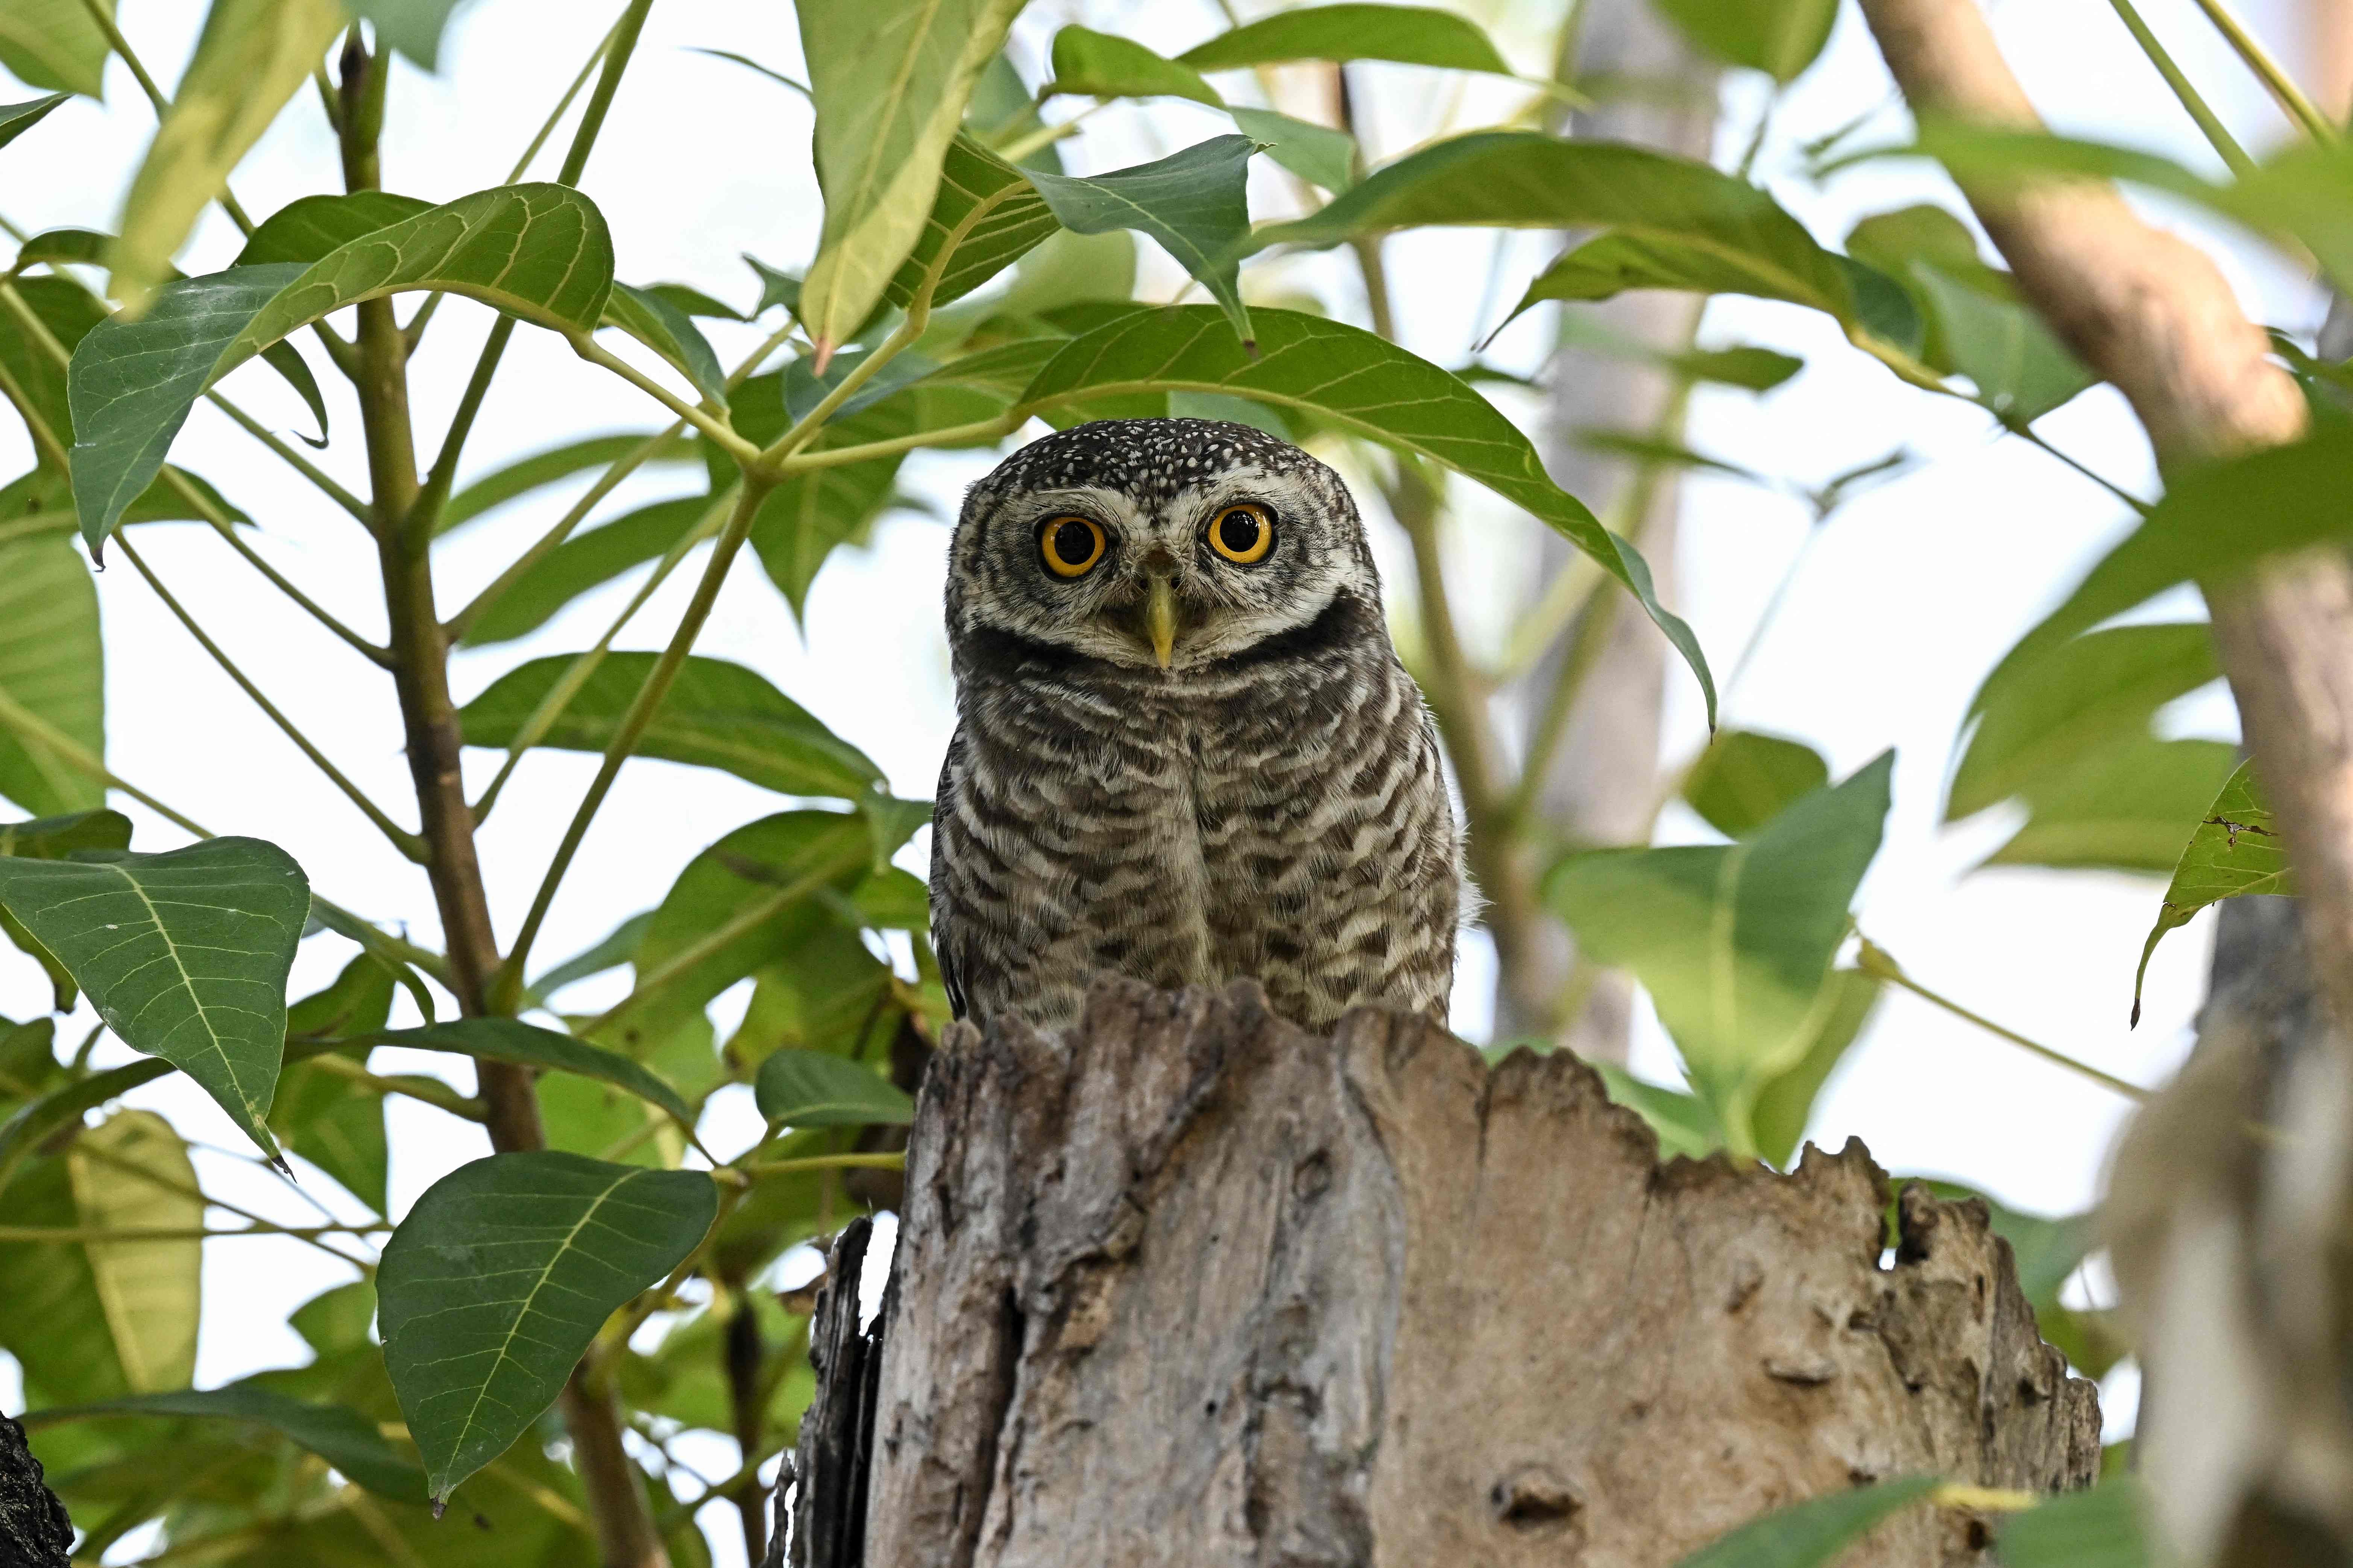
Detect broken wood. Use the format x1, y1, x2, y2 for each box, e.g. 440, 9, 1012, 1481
785, 980, 2100, 1566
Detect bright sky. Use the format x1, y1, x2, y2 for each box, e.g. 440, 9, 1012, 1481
0, 0, 2324, 1562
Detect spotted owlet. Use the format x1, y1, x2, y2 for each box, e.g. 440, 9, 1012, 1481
929, 418, 1461, 1036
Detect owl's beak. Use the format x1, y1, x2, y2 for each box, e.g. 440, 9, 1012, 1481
1145, 576, 1178, 669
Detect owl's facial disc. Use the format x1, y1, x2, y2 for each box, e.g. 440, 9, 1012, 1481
950, 419, 1383, 674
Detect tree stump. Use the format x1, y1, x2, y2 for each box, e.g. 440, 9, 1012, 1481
786, 980, 2102, 1566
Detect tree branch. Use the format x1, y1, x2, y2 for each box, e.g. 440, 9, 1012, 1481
1855, 0, 2353, 1061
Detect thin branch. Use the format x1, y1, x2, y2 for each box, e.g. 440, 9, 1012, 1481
2187, 0, 2337, 142
2104, 0, 2257, 176
1855, 938, 2151, 1101
768, 412, 1023, 473
298, 1050, 486, 1121
0, 1223, 387, 1242
570, 332, 758, 460
68, 1139, 376, 1270
740, 1153, 908, 1179
115, 535, 425, 860
170, 468, 395, 666
493, 478, 777, 1008
445, 320, 796, 643
203, 391, 373, 522
2001, 417, 2155, 515
0, 355, 70, 472
471, 485, 735, 820
442, 419, 686, 640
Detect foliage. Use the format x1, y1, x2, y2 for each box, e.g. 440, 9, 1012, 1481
0, 0, 2325, 1561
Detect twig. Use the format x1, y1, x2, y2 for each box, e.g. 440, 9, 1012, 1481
2186, 0, 2337, 142
116, 535, 425, 860
203, 392, 373, 522
1855, 937, 2150, 1101
2104, 0, 2256, 176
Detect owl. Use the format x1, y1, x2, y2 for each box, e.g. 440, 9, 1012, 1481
929, 417, 1460, 1037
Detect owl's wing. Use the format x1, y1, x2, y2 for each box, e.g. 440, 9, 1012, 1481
930, 733, 973, 1022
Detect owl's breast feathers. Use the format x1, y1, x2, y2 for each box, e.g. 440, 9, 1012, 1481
930, 588, 1460, 1035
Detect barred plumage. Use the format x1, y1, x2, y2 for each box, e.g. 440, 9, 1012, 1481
930, 418, 1460, 1035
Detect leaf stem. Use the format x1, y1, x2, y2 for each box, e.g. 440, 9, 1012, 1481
492, 476, 777, 1011
0, 1224, 386, 1242
470, 485, 735, 821
0, 354, 70, 472
297, 1051, 486, 1121
0, 669, 452, 990
770, 411, 1024, 473
2104, 0, 2257, 176
173, 469, 396, 666
570, 331, 758, 461
1854, 937, 2151, 1101
115, 534, 426, 860
67, 1139, 378, 1269
739, 1152, 908, 1179
2187, 0, 2337, 143
202, 392, 373, 522
2001, 417, 2155, 516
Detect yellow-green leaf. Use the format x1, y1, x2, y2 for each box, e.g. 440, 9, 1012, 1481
109, 0, 346, 313
2133, 760, 2291, 1022
0, 0, 112, 99
65, 1110, 202, 1392
795, 0, 1030, 350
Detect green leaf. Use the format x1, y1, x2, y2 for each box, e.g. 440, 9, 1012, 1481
30, 1382, 427, 1501
1656, 0, 1837, 84
755, 1047, 914, 1127
1673, 1474, 1940, 1568
0, 837, 309, 1158
1685, 732, 1830, 839
1046, 25, 1224, 105
1260, 131, 1849, 317
1951, 623, 2219, 821
231, 191, 433, 267
1227, 106, 1358, 193
727, 927, 903, 1072
1589, 1061, 1721, 1160
0, 93, 69, 152
378, 1151, 717, 1503
795, 0, 1029, 348
0, 0, 112, 99
1986, 426, 2353, 717
64, 1111, 202, 1394
1996, 1480, 2151, 1567
2, 273, 107, 462
602, 281, 730, 409
269, 954, 398, 1211
436, 429, 694, 537
1750, 969, 1879, 1168
370, 1017, 695, 1126
2133, 760, 2289, 1021
109, 0, 346, 311
745, 254, 802, 318
524, 910, 654, 1007
9, 226, 109, 268
0, 536, 103, 817
632, 811, 876, 1046
1016, 305, 1716, 723
1983, 735, 2239, 875
1180, 4, 1513, 74
1026, 136, 1259, 345
0, 1110, 200, 1407
645, 281, 745, 321
0, 1057, 172, 1198
1547, 754, 1893, 1148
346, 0, 468, 69
750, 405, 913, 619
883, 135, 1061, 312
71, 183, 615, 552
458, 652, 887, 803
457, 494, 710, 647
1907, 262, 2095, 422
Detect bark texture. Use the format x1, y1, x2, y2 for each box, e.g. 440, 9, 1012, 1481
788, 980, 2098, 1567
0, 1412, 71, 1568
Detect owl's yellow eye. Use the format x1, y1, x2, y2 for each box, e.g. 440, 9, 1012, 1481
1207, 503, 1274, 564
1038, 515, 1106, 578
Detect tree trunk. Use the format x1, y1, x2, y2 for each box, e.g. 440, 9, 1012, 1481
1504, 0, 1721, 1055
783, 980, 2099, 1566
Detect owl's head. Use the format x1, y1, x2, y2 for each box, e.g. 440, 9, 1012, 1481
945, 418, 1381, 674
